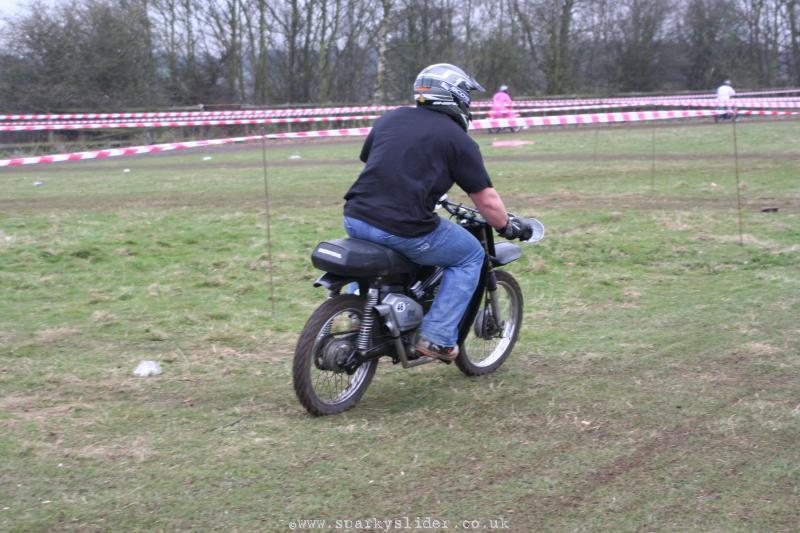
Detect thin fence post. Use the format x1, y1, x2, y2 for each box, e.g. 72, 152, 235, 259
731, 117, 744, 246
261, 131, 276, 318
650, 125, 656, 192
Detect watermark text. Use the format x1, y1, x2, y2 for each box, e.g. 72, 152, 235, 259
287, 516, 510, 530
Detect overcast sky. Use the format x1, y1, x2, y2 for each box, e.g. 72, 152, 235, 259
0, 0, 21, 15
0, 0, 45, 17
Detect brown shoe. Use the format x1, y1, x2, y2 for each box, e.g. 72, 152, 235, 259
415, 336, 459, 362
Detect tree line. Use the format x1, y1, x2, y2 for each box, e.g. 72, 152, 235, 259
1, 0, 799, 112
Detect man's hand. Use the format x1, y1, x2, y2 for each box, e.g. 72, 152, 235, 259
498, 215, 533, 241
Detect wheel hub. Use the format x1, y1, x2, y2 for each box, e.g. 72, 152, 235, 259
320, 338, 354, 372
473, 309, 501, 339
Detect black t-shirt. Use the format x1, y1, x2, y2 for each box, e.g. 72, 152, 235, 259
343, 106, 493, 237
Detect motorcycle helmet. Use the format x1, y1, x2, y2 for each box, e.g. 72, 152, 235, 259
723, 79, 732, 86
414, 63, 485, 131
499, 85, 509, 92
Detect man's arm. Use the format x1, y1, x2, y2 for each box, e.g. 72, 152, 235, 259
359, 130, 374, 163
469, 187, 509, 230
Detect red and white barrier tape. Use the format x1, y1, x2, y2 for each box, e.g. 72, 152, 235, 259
2, 88, 798, 122
493, 96, 800, 109
0, 106, 400, 122
0, 127, 372, 167
2, 109, 797, 168
7, 99, 799, 131
0, 114, 381, 132
472, 108, 798, 130
608, 98, 800, 108
0, 111, 393, 124
473, 99, 800, 118
476, 88, 800, 107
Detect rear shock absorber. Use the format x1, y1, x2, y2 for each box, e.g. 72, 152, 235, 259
357, 287, 379, 352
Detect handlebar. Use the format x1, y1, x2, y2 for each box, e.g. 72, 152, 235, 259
437, 196, 546, 244
438, 197, 487, 224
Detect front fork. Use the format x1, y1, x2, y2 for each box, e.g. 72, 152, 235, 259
486, 269, 504, 330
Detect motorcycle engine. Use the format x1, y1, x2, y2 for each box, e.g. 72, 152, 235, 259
381, 293, 423, 332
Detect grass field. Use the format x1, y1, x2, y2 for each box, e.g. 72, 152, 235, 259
1, 118, 799, 531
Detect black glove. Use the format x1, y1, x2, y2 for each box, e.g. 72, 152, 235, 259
498, 215, 533, 241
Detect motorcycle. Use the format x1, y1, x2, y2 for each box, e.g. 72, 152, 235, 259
713, 106, 738, 124
292, 197, 544, 416
487, 110, 524, 134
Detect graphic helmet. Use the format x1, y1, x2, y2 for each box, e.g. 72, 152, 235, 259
499, 85, 509, 92
413, 63, 485, 131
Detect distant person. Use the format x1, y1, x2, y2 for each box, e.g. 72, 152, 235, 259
715, 80, 736, 122
490, 85, 514, 119
716, 79, 736, 101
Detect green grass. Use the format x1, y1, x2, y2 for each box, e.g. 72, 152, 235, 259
1, 119, 799, 531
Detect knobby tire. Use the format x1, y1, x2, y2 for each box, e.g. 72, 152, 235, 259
293, 294, 378, 416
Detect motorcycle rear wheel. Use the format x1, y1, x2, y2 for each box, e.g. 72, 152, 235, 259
293, 294, 378, 416
456, 270, 523, 376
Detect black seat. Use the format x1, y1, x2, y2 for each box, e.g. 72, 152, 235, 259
311, 238, 417, 277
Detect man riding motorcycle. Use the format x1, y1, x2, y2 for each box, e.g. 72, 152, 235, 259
342, 64, 532, 362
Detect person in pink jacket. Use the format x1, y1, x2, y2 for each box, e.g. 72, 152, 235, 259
490, 85, 514, 118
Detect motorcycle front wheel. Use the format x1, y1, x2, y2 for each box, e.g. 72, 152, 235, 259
456, 270, 523, 376
293, 294, 378, 416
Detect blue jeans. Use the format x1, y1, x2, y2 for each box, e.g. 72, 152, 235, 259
343, 216, 485, 346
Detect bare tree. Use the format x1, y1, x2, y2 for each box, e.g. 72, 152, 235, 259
513, 0, 581, 94
0, 0, 158, 111
4, 0, 800, 112
373, 0, 394, 102
612, 0, 673, 92
243, 0, 272, 104
333, 0, 376, 101
784, 0, 800, 82
680, 0, 737, 89
207, 0, 247, 103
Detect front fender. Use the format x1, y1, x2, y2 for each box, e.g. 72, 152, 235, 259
491, 242, 522, 266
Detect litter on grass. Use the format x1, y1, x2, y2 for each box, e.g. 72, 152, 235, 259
133, 360, 162, 377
